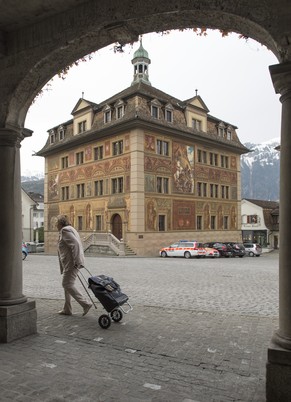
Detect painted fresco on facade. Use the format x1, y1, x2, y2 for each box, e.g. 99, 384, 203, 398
196, 166, 237, 184
146, 199, 157, 230
230, 206, 237, 229
70, 185, 75, 199
48, 205, 60, 230
48, 157, 59, 171
217, 205, 223, 229
59, 171, 71, 183
69, 152, 74, 166
145, 174, 155, 192
86, 204, 93, 230
86, 182, 92, 197
48, 173, 59, 200
172, 143, 194, 193
145, 134, 155, 152
85, 166, 93, 178
125, 175, 130, 192
231, 156, 237, 169
125, 135, 130, 151
204, 204, 210, 229
70, 205, 75, 227
105, 141, 110, 156
85, 146, 92, 161
144, 155, 171, 173
231, 186, 238, 200
173, 200, 195, 230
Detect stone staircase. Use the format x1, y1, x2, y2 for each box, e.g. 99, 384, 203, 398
124, 243, 136, 256
83, 232, 136, 256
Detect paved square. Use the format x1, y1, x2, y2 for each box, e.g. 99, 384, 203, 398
0, 252, 279, 401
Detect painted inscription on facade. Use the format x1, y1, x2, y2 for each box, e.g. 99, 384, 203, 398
173, 200, 195, 230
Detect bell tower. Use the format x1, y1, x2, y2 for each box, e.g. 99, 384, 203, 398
131, 39, 151, 86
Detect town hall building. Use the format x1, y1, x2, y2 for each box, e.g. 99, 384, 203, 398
38, 41, 249, 256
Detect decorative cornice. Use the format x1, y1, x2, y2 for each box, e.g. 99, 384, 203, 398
270, 62, 291, 100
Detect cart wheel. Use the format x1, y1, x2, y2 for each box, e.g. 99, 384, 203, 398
98, 314, 111, 329
111, 309, 123, 322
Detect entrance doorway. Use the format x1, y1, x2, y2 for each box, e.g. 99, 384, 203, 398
111, 214, 122, 240
274, 235, 279, 249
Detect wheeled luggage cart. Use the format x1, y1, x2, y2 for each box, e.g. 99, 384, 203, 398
77, 268, 132, 329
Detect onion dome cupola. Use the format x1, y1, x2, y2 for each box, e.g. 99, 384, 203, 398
131, 39, 151, 86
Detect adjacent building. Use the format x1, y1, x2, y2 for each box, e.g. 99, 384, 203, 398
38, 41, 249, 256
21, 189, 37, 242
21, 190, 44, 243
241, 198, 279, 249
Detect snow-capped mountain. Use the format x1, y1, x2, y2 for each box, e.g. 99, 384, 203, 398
21, 172, 44, 195
21, 170, 44, 182
241, 138, 280, 201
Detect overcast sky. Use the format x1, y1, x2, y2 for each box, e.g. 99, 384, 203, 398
23, 29, 281, 176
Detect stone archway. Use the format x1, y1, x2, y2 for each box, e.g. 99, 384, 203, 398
1, 1, 291, 399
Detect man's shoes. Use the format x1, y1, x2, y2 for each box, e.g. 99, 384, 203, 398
58, 310, 72, 316
82, 304, 92, 316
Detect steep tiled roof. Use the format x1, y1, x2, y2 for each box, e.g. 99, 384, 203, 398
98, 81, 183, 109
244, 199, 279, 209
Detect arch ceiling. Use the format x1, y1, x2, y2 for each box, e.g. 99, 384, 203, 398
0, 0, 290, 128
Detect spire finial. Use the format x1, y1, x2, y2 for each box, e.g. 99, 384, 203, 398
195, 89, 198, 96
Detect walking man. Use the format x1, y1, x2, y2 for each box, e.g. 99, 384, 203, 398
56, 215, 92, 316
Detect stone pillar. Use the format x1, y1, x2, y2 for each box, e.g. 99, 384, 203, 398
0, 128, 37, 342
267, 62, 291, 401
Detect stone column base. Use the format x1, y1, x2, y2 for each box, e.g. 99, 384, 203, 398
0, 300, 37, 343
266, 341, 291, 401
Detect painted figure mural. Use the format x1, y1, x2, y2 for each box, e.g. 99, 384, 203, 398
172, 143, 194, 193
146, 199, 157, 230
48, 174, 59, 200
86, 204, 93, 230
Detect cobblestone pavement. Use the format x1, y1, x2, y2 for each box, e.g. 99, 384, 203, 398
0, 252, 279, 401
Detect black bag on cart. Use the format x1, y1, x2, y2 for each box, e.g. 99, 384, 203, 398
88, 275, 129, 312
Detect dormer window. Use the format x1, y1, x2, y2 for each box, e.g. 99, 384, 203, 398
58, 125, 65, 141
151, 105, 158, 119
115, 100, 125, 120
218, 122, 226, 137
150, 99, 161, 119
103, 106, 112, 123
78, 121, 86, 133
105, 110, 111, 123
49, 130, 55, 144
192, 119, 202, 131
226, 127, 232, 140
165, 104, 173, 123
117, 106, 124, 119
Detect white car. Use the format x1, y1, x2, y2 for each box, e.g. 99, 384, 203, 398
159, 241, 206, 259
243, 242, 262, 257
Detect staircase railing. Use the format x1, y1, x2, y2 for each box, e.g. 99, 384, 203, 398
82, 232, 125, 256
